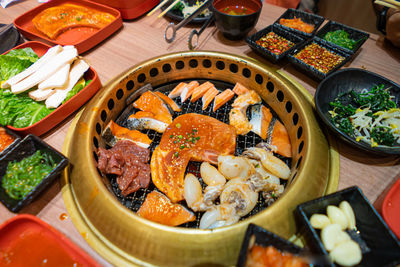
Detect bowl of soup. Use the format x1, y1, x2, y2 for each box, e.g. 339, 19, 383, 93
212, 0, 262, 40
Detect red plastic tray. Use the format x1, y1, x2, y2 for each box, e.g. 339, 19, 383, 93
2, 41, 102, 136
13, 0, 123, 53
382, 177, 400, 239
0, 214, 100, 266
91, 0, 159, 19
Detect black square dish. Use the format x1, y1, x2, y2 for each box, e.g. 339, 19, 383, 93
237, 224, 306, 266
0, 134, 69, 212
287, 37, 353, 80
274, 8, 325, 38
315, 68, 400, 155
246, 24, 305, 63
0, 126, 21, 159
295, 186, 400, 267
316, 20, 370, 54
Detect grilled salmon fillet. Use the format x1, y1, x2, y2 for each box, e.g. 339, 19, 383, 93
32, 3, 115, 40
151, 113, 236, 203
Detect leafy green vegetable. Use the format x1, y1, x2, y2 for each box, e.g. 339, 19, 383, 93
371, 126, 395, 146
63, 79, 92, 104
350, 84, 396, 113
0, 89, 53, 128
1, 150, 56, 200
323, 30, 360, 50
0, 48, 39, 81
6, 48, 39, 63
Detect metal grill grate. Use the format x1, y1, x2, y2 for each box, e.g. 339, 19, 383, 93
108, 79, 290, 228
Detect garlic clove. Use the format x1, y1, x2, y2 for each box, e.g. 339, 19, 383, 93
327, 205, 348, 230
330, 240, 362, 266
321, 223, 343, 251
310, 214, 331, 229
339, 201, 356, 230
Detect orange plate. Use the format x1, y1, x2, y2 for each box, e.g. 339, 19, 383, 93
91, 0, 160, 19
0, 214, 101, 266
382, 177, 400, 239
2, 41, 102, 136
13, 0, 122, 53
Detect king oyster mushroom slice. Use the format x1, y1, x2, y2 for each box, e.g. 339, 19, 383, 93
29, 88, 55, 102
38, 63, 71, 90
45, 58, 89, 109
11, 46, 78, 94
1, 45, 63, 89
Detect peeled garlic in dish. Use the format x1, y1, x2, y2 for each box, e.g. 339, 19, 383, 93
321, 223, 351, 251
339, 201, 356, 230
310, 214, 331, 229
327, 205, 348, 230
330, 240, 362, 266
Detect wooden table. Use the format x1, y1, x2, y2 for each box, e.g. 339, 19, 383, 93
1, 1, 400, 266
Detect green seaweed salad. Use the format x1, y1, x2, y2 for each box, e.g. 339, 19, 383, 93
329, 84, 400, 147
0, 48, 90, 128
323, 30, 361, 50
1, 150, 57, 200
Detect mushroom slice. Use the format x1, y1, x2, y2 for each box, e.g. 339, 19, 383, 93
29, 88, 55, 101
38, 63, 70, 90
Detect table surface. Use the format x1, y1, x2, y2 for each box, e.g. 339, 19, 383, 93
1, 1, 400, 266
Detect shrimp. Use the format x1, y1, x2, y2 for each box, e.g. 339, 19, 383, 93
242, 147, 290, 179
184, 163, 226, 212
217, 155, 255, 180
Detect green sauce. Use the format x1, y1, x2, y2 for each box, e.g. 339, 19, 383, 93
323, 30, 358, 50
1, 150, 56, 200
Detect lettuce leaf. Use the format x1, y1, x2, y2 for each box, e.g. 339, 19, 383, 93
62, 79, 91, 104
6, 48, 39, 63
0, 89, 53, 128
0, 48, 39, 81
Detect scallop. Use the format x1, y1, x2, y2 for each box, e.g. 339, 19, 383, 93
330, 240, 362, 266
339, 201, 356, 229
217, 155, 255, 180
321, 224, 350, 251
310, 214, 331, 229
327, 205, 348, 230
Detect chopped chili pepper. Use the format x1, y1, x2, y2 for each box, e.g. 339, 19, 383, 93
256, 32, 295, 55
279, 17, 314, 33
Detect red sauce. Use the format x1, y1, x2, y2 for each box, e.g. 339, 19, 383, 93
0, 229, 85, 266
218, 5, 255, 15
246, 245, 308, 267
0, 127, 15, 153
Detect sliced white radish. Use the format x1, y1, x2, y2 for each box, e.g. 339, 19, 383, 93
310, 214, 331, 229
1, 45, 63, 89
29, 88, 55, 101
339, 201, 356, 230
11, 47, 78, 94
330, 240, 362, 266
327, 205, 348, 230
38, 63, 70, 90
45, 58, 89, 109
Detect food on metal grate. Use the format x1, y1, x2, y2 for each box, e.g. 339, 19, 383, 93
232, 82, 250, 95
229, 90, 262, 135
137, 190, 196, 226
255, 32, 295, 55
190, 81, 214, 102
151, 113, 236, 203
294, 43, 345, 74
32, 3, 115, 40
97, 140, 150, 197
246, 245, 308, 267
279, 17, 314, 34
154, 91, 181, 112
102, 120, 152, 148
249, 105, 292, 157
132, 91, 173, 124
0, 127, 16, 153
202, 86, 220, 110
180, 81, 199, 102
213, 89, 235, 112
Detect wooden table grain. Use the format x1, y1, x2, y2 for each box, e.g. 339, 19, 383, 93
1, 1, 400, 266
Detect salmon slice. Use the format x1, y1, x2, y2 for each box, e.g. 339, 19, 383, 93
102, 120, 152, 148
133, 91, 172, 124
190, 81, 214, 102
232, 90, 261, 110
202, 86, 219, 110
249, 105, 272, 140
180, 81, 199, 102
137, 191, 196, 226
127, 112, 169, 133
168, 82, 187, 99
213, 89, 235, 112
232, 82, 250, 95
154, 92, 181, 112
271, 121, 292, 158
229, 108, 252, 135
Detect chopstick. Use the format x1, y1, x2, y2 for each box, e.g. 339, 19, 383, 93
158, 0, 181, 18
147, 0, 170, 16
374, 0, 400, 9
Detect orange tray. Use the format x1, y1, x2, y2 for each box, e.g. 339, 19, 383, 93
91, 0, 160, 19
13, 0, 123, 53
382, 177, 400, 239
2, 41, 102, 136
0, 214, 101, 266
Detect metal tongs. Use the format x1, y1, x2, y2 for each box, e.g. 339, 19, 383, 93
164, 0, 213, 44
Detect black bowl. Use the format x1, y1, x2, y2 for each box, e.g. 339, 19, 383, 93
0, 24, 22, 54
0, 134, 69, 212
237, 224, 306, 267
212, 0, 262, 40
315, 68, 400, 155
295, 186, 400, 267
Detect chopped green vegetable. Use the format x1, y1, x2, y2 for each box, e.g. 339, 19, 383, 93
323, 30, 361, 50
63, 79, 91, 104
1, 150, 57, 200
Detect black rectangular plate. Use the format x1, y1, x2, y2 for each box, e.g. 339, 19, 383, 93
0, 125, 21, 159
274, 8, 325, 38
295, 186, 400, 267
316, 20, 370, 53
287, 37, 353, 80
246, 24, 305, 63
0, 134, 69, 212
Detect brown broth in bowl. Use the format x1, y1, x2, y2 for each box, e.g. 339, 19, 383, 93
219, 5, 256, 15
